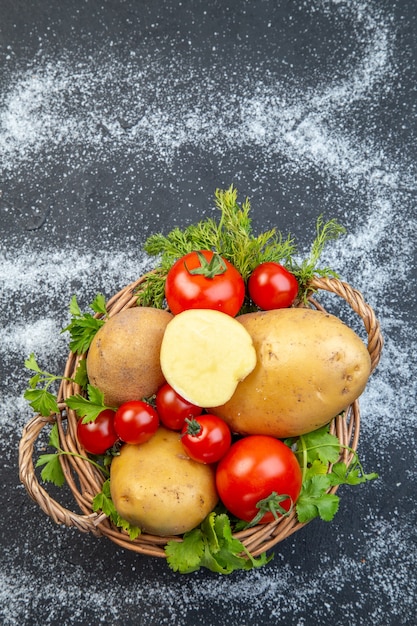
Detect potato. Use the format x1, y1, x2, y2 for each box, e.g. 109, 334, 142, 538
211, 308, 371, 438
110, 427, 218, 536
86, 307, 173, 407
160, 308, 257, 407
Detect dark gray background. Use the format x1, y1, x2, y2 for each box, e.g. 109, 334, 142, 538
1, 1, 416, 625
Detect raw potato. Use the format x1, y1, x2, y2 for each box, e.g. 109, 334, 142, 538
110, 427, 218, 536
160, 308, 257, 407
211, 308, 372, 438
87, 307, 173, 407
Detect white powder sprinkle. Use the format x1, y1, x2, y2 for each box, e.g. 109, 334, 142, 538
1, 0, 416, 624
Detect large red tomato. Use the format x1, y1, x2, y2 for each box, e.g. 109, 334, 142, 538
165, 250, 245, 317
215, 435, 302, 524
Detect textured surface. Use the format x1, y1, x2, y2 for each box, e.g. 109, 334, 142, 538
1, 1, 416, 624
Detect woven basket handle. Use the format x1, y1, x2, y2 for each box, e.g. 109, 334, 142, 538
308, 276, 383, 373
18, 413, 105, 533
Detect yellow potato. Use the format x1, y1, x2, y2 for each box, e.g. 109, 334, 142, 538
110, 427, 218, 536
160, 308, 257, 407
211, 308, 371, 437
87, 307, 173, 407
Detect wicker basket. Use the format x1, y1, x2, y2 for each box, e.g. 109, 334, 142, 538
18, 275, 383, 559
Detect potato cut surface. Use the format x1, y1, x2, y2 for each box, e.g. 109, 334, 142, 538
160, 308, 257, 407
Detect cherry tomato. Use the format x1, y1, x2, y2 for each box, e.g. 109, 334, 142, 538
77, 409, 118, 455
165, 250, 245, 317
155, 383, 203, 431
114, 400, 159, 444
181, 414, 232, 464
248, 262, 298, 310
215, 435, 302, 523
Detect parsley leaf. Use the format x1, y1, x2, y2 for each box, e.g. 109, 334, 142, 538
73, 358, 89, 388
24, 354, 89, 416
36, 451, 66, 487
61, 294, 107, 354
35, 423, 110, 487
295, 426, 342, 466
24, 353, 63, 416
24, 388, 59, 418
329, 461, 379, 486
66, 384, 116, 423
289, 424, 378, 524
35, 423, 66, 486
165, 511, 271, 574
165, 531, 204, 573
296, 475, 339, 523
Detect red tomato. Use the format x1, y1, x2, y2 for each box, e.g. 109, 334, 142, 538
215, 435, 302, 523
165, 250, 245, 317
77, 409, 118, 455
248, 262, 298, 310
114, 400, 159, 444
155, 383, 203, 430
181, 414, 232, 464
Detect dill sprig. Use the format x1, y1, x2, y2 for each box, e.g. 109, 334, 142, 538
137, 185, 345, 309
137, 186, 294, 307
290, 216, 346, 295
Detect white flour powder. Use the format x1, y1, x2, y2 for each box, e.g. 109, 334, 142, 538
1, 0, 416, 624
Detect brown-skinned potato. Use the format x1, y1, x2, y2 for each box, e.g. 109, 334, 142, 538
211, 308, 371, 438
86, 307, 173, 407
110, 427, 218, 536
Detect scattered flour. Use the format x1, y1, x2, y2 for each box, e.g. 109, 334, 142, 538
1, 0, 416, 624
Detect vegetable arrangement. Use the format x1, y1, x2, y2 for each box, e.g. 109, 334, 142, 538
23, 186, 379, 574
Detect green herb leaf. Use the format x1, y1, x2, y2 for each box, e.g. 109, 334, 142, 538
296, 475, 339, 523
291, 424, 378, 524
23, 388, 59, 417
92, 480, 117, 518
73, 358, 89, 388
36, 452, 66, 487
298, 426, 342, 466
69, 294, 82, 317
89, 293, 107, 316
24, 353, 71, 416
48, 421, 61, 449
165, 511, 271, 574
165, 530, 205, 573
34, 423, 65, 486
329, 461, 379, 486
62, 294, 107, 354
24, 352, 42, 373
291, 215, 346, 295
116, 515, 141, 540
66, 384, 115, 423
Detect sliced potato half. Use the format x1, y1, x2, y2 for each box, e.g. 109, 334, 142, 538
160, 308, 256, 407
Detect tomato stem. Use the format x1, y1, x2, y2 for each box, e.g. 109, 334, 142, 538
247, 492, 293, 527
185, 251, 227, 279
183, 417, 202, 438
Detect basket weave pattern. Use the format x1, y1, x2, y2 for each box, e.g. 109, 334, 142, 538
19, 275, 383, 559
